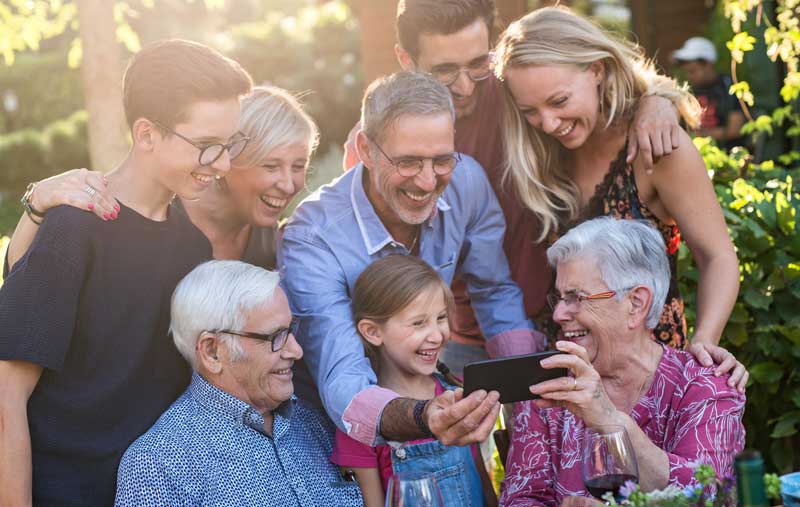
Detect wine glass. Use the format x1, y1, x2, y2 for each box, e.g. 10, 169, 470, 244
385, 471, 444, 507
582, 425, 640, 504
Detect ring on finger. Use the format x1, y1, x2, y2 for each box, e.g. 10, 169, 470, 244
84, 185, 97, 197
571, 377, 578, 391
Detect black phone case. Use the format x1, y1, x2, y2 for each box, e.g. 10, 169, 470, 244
463, 350, 569, 404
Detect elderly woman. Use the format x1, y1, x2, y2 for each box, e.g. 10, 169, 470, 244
492, 7, 745, 388
6, 85, 317, 272
499, 217, 745, 507
115, 260, 363, 506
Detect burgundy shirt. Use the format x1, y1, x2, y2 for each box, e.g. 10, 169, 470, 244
499, 345, 746, 507
450, 77, 551, 346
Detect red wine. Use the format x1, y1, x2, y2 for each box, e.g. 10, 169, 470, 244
585, 473, 638, 500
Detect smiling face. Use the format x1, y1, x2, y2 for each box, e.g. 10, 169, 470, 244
373, 284, 450, 379
225, 142, 310, 227
402, 19, 491, 119
504, 63, 604, 150
152, 98, 243, 201
361, 112, 455, 227
223, 288, 303, 414
552, 256, 628, 374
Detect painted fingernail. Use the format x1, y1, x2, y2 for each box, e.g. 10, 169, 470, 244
88, 203, 94, 211
115, 203, 120, 211
103, 213, 110, 220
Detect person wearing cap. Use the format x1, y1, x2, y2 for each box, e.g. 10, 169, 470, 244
673, 36, 746, 150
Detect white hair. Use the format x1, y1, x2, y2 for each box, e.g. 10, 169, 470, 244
170, 260, 281, 369
546, 217, 669, 329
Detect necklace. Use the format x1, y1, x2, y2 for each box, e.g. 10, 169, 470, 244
407, 225, 421, 253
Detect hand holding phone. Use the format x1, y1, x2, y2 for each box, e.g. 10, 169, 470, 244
463, 350, 569, 404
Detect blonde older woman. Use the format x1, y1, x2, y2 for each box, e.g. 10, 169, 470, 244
500, 217, 745, 507
6, 85, 318, 271
493, 7, 745, 388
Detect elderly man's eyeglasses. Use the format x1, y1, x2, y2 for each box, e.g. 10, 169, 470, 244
367, 136, 460, 178
423, 54, 493, 87
213, 317, 299, 352
546, 290, 620, 311
152, 120, 250, 167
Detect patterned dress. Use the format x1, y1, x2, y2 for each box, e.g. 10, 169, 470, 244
567, 146, 687, 349
499, 346, 746, 507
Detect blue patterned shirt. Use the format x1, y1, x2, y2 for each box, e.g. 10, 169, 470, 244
115, 373, 363, 506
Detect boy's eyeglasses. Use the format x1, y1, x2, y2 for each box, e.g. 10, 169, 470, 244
152, 119, 250, 166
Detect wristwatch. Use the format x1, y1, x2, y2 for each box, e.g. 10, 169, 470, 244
21, 182, 46, 225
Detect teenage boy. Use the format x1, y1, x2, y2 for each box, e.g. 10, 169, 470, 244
0, 39, 252, 505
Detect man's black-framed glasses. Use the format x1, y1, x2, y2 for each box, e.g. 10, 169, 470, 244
423, 53, 493, 87
152, 119, 250, 166
367, 135, 460, 178
213, 317, 299, 352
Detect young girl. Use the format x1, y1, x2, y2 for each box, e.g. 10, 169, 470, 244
330, 254, 495, 507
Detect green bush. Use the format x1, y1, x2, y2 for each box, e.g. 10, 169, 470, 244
228, 1, 362, 152
682, 138, 800, 473
0, 110, 90, 197
0, 51, 83, 131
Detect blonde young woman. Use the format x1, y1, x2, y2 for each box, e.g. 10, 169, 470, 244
6, 85, 318, 271
493, 7, 747, 390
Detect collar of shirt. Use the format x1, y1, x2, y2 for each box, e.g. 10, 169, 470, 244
188, 372, 296, 439
349, 163, 451, 256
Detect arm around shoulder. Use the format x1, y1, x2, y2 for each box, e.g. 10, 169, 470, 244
0, 359, 43, 507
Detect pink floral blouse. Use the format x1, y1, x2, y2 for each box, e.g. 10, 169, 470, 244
500, 346, 746, 507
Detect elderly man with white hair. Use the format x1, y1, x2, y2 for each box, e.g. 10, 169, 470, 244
500, 217, 745, 507
114, 260, 363, 507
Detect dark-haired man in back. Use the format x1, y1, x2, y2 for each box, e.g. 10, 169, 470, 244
344, 0, 691, 375
0, 40, 252, 505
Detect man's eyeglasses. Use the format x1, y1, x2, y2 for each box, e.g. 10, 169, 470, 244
424, 54, 493, 87
367, 135, 460, 178
152, 120, 250, 166
546, 289, 629, 311
212, 317, 299, 352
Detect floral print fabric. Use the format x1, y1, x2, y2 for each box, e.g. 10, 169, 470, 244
499, 346, 745, 507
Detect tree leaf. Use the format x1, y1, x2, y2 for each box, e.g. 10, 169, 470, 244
750, 361, 783, 384
771, 411, 800, 438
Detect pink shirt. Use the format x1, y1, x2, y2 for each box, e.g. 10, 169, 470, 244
500, 346, 746, 507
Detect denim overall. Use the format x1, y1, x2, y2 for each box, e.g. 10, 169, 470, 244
387, 374, 486, 507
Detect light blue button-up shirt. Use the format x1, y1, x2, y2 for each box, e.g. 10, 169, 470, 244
115, 373, 363, 506
279, 157, 541, 446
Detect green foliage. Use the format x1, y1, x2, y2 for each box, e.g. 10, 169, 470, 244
0, 51, 83, 131
697, 0, 800, 473
686, 136, 800, 473
0, 110, 89, 198
228, 1, 362, 151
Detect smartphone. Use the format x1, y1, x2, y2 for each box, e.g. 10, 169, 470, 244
463, 350, 568, 404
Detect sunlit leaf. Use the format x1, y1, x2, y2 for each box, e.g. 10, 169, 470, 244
67, 36, 81, 69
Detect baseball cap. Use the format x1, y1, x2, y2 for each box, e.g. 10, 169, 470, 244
672, 37, 717, 63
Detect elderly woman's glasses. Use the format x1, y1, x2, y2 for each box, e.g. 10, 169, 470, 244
214, 317, 299, 352
367, 135, 460, 178
423, 53, 493, 87
546, 290, 619, 311
152, 120, 250, 166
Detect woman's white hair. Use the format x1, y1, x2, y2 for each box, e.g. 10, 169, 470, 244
170, 260, 281, 369
232, 85, 319, 169
546, 217, 670, 329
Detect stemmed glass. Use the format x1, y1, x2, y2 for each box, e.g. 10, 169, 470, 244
582, 425, 640, 504
385, 471, 444, 507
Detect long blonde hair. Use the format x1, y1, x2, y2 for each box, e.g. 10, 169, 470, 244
493, 7, 700, 241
